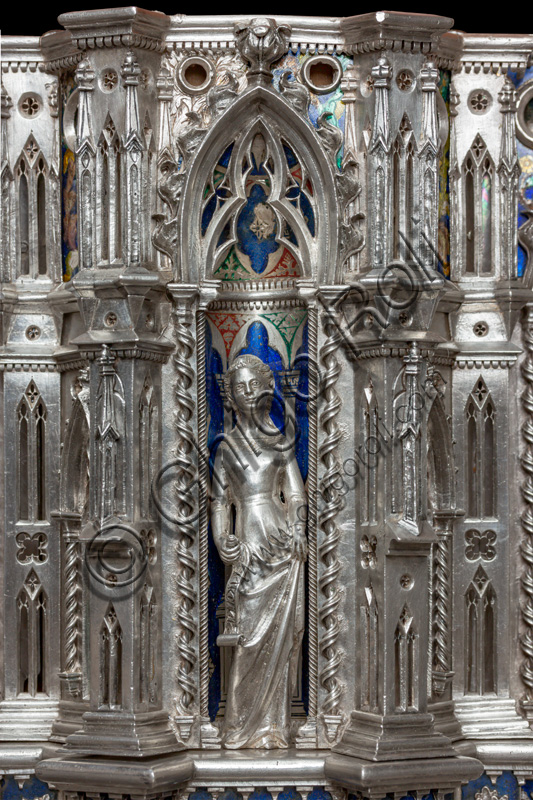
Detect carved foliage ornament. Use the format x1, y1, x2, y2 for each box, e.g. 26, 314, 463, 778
234, 18, 291, 83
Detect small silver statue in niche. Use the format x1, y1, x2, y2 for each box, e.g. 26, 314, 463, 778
211, 354, 307, 749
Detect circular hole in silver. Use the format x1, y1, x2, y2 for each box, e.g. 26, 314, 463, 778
517, 81, 533, 148
177, 56, 214, 95
302, 55, 342, 95
185, 63, 207, 87
525, 97, 533, 132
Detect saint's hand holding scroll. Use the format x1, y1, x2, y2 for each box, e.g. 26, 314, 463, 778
211, 355, 307, 749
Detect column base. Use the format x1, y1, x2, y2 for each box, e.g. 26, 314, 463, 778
65, 709, 183, 757
429, 699, 463, 742
325, 752, 483, 800
332, 709, 456, 761
454, 696, 533, 739
200, 717, 221, 749
295, 716, 318, 749
0, 699, 58, 741
49, 699, 89, 744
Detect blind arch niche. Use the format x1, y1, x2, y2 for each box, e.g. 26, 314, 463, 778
179, 85, 338, 285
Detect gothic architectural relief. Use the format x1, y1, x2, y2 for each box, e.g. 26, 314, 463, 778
2, 9, 533, 800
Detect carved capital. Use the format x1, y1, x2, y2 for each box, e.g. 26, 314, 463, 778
420, 60, 439, 92
75, 57, 95, 91
156, 60, 174, 101
340, 64, 359, 103
371, 55, 391, 89
167, 283, 199, 319
121, 50, 141, 86
499, 77, 517, 113
234, 17, 291, 83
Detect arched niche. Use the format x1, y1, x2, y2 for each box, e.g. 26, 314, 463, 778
179, 85, 338, 285
427, 395, 455, 513
60, 394, 90, 517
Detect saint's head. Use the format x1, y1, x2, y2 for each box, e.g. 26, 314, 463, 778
224, 354, 275, 424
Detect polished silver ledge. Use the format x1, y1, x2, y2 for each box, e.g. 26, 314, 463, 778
0, 743, 44, 780
36, 748, 484, 800
325, 753, 484, 800
454, 739, 533, 782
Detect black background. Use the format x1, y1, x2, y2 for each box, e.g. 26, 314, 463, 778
0, 6, 517, 38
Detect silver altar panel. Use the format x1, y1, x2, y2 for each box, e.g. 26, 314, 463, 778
1, 9, 533, 800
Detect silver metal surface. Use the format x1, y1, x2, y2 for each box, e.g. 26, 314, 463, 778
2, 8, 533, 799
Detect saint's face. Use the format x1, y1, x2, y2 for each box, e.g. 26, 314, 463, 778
230, 366, 271, 418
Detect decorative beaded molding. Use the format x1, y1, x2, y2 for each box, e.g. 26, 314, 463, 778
354, 346, 455, 367
209, 298, 306, 312
1, 62, 46, 73
71, 34, 167, 52
0, 361, 58, 372
454, 358, 518, 369
44, 53, 85, 72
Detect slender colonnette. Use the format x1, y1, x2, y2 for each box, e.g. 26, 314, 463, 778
172, 306, 198, 715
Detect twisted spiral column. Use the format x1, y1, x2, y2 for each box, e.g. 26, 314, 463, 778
196, 311, 210, 719
318, 317, 344, 720
432, 520, 452, 697
308, 305, 319, 718
173, 304, 198, 714
520, 304, 533, 711
64, 537, 82, 675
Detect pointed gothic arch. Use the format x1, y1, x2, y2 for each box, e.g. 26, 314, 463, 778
465, 376, 496, 519
361, 582, 379, 712
391, 116, 417, 262
96, 114, 121, 265
465, 566, 497, 694
139, 579, 157, 706
61, 385, 90, 517
427, 393, 455, 513
361, 381, 379, 525
17, 569, 48, 697
395, 603, 419, 711
13, 136, 53, 278
179, 85, 338, 284
139, 372, 157, 521
17, 380, 47, 522
100, 604, 122, 709
462, 134, 495, 275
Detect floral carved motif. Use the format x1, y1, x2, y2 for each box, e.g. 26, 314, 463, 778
16, 532, 48, 565
465, 529, 497, 562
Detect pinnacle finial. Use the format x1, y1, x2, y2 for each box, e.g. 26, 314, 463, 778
121, 50, 141, 86
234, 17, 291, 85
75, 57, 95, 90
